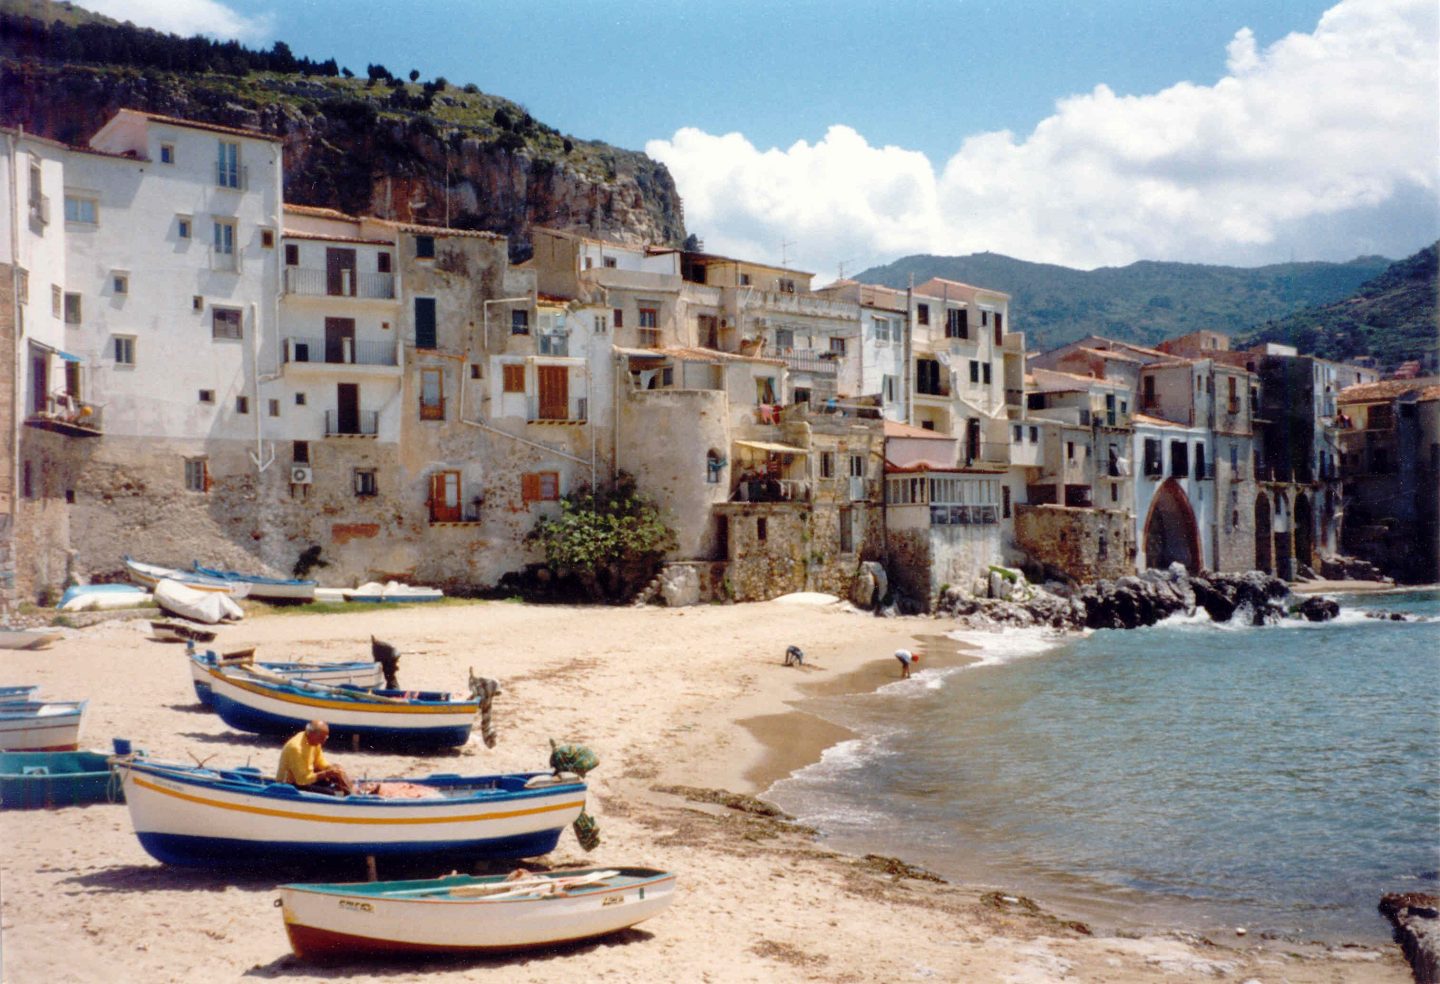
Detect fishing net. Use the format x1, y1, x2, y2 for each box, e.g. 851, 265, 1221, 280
549, 739, 598, 777
572, 810, 601, 851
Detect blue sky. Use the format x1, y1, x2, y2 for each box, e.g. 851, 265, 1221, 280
85, 0, 1439, 277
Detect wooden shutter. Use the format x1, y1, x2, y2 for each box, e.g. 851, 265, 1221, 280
521, 473, 540, 504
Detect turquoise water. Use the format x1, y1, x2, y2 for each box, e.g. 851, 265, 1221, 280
770, 589, 1440, 942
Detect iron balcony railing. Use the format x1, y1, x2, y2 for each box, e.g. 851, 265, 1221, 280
527, 396, 587, 423
216, 162, 248, 190
731, 478, 811, 503
283, 267, 396, 300
284, 336, 398, 367
779, 350, 839, 375
28, 394, 104, 434
324, 409, 378, 436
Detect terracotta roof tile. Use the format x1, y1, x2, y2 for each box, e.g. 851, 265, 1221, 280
1338, 377, 1440, 403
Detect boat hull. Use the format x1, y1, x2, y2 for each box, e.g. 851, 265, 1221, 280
191, 564, 317, 602
189, 653, 382, 708
117, 758, 585, 868
0, 701, 87, 752
0, 750, 120, 808
202, 666, 475, 747
125, 557, 250, 597
0, 630, 63, 651
279, 868, 677, 959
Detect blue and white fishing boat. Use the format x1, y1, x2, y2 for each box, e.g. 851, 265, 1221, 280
199, 662, 478, 748
191, 563, 317, 603
0, 749, 121, 808
57, 583, 152, 612
124, 557, 250, 598
0, 700, 87, 752
112, 755, 587, 867
189, 647, 383, 708
0, 685, 41, 704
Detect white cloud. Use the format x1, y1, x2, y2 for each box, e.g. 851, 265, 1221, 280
648, 0, 1438, 275
82, 0, 273, 42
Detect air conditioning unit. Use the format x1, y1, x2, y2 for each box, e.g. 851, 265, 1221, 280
290, 465, 313, 485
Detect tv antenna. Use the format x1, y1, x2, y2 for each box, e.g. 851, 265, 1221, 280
780, 238, 795, 267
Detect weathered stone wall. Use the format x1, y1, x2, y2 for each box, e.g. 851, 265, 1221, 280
715, 502, 808, 601
1213, 438, 1258, 572
885, 527, 933, 608
1014, 504, 1135, 583
883, 522, 1003, 611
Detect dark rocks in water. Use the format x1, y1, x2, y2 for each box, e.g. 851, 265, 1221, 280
1366, 610, 1414, 622
1379, 892, 1439, 984
1295, 596, 1341, 622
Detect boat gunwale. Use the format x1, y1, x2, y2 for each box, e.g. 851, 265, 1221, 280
280, 868, 675, 903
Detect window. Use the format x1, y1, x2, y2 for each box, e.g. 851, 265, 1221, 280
1013, 424, 1023, 443
982, 364, 992, 384
946, 308, 968, 338
883, 375, 899, 403
177, 216, 191, 239
198, 389, 215, 404
268, 398, 280, 417
511, 309, 530, 335
820, 451, 835, 478
916, 358, 944, 396
63, 292, 82, 325
64, 195, 97, 224
1195, 443, 1207, 479
994, 312, 1004, 342
236, 395, 250, 414
470, 363, 482, 380
193, 294, 204, 311
969, 360, 980, 383
415, 235, 435, 259
1002, 485, 1012, 519
284, 243, 299, 266
777, 278, 796, 294
775, 328, 794, 351
217, 140, 240, 188
1144, 438, 1163, 476
213, 219, 236, 264
420, 367, 445, 420
638, 307, 658, 328
602, 256, 617, 269
1067, 441, 1075, 461
377, 252, 392, 273
829, 337, 846, 356
850, 454, 865, 478
917, 303, 929, 325
52, 284, 62, 317
1029, 426, 1038, 442
113, 336, 135, 366
112, 273, 128, 295
706, 449, 724, 484
502, 364, 525, 393
756, 377, 777, 404
873, 317, 892, 342
212, 307, 243, 340
594, 314, 608, 334
739, 273, 751, 286
354, 469, 377, 497
160, 143, 174, 164
260, 229, 275, 249
184, 457, 209, 492
292, 440, 310, 464
757, 517, 768, 542
522, 471, 560, 503
414, 297, 437, 348
1170, 440, 1189, 478
839, 506, 854, 553
294, 393, 307, 406
611, 308, 624, 329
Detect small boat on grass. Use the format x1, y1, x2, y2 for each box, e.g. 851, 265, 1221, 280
191, 563, 317, 603
199, 662, 477, 748
347, 581, 444, 604
57, 583, 152, 612
278, 866, 677, 960
189, 647, 383, 708
124, 557, 250, 598
0, 749, 121, 808
113, 755, 587, 867
0, 628, 63, 650
0, 700, 87, 751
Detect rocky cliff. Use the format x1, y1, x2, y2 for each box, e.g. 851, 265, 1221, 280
1, 32, 685, 259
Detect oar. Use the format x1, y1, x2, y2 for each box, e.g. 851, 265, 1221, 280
466, 869, 621, 900
381, 870, 621, 899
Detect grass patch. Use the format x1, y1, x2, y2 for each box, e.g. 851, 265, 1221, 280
248, 597, 484, 617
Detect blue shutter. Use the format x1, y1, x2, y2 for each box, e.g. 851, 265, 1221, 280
415, 298, 436, 349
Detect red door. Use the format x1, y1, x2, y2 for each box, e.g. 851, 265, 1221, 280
429, 471, 461, 522
537, 365, 568, 420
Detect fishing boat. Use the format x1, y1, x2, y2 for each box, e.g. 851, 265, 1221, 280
0, 700, 87, 751
191, 563, 317, 603
153, 579, 244, 625
57, 583, 152, 612
199, 662, 477, 747
0, 628, 63, 650
0, 749, 122, 808
112, 755, 586, 867
346, 581, 445, 604
150, 620, 217, 644
123, 557, 250, 598
278, 866, 678, 960
189, 647, 383, 708
0, 685, 41, 703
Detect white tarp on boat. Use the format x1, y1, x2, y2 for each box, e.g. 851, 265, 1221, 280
154, 579, 243, 625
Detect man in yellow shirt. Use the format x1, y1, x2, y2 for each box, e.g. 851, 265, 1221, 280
276, 719, 353, 795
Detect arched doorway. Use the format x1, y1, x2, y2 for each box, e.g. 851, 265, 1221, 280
1294, 493, 1314, 573
1255, 492, 1273, 574
1143, 479, 1202, 572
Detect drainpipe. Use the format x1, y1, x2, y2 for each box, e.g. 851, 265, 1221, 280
248, 301, 274, 472
613, 350, 623, 481
7, 131, 22, 602
904, 280, 914, 425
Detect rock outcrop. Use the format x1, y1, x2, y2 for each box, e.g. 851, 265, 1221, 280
937, 565, 1301, 631
1379, 892, 1439, 984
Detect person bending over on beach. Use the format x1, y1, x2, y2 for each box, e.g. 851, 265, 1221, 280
894, 649, 919, 678
784, 645, 805, 667
277, 719, 353, 795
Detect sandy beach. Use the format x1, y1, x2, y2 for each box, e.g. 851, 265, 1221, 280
0, 599, 1409, 983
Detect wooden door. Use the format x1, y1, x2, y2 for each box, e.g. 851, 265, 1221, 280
30, 353, 47, 414
325, 318, 355, 364
337, 383, 359, 434
537, 365, 568, 420
430, 471, 461, 522
326, 248, 357, 296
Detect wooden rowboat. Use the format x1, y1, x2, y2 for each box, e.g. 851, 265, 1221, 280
191, 563, 317, 603
124, 557, 250, 598
113, 755, 586, 867
278, 866, 677, 959
0, 685, 41, 703
0, 749, 122, 808
0, 700, 87, 751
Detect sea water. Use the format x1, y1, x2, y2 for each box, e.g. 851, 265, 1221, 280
769, 589, 1440, 942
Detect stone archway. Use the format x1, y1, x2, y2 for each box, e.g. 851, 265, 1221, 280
1143, 478, 1202, 572
1255, 492, 1273, 574
1294, 493, 1315, 573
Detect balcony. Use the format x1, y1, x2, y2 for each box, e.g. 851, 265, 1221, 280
779, 350, 838, 376
283, 267, 396, 300
528, 396, 587, 424
324, 409, 378, 437
26, 394, 103, 437
215, 163, 248, 191
731, 478, 811, 503
209, 246, 241, 273
283, 336, 398, 368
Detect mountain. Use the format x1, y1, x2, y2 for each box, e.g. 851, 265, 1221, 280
855, 251, 1395, 354
0, 1, 686, 259
1237, 243, 1439, 372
